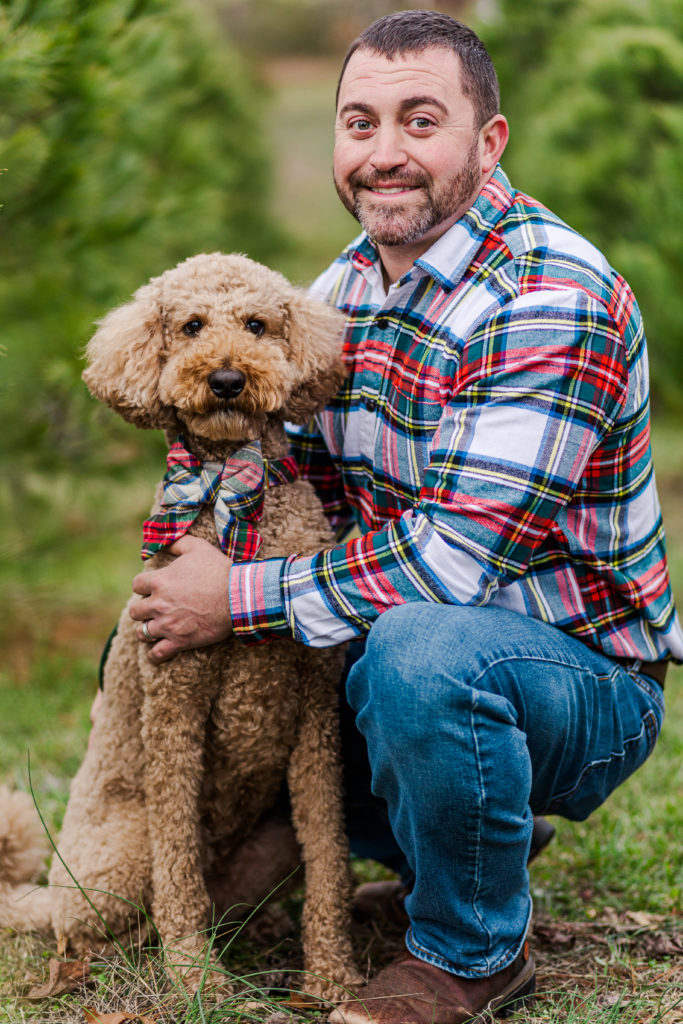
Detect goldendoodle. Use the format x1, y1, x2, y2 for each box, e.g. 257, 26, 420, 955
0, 252, 361, 1000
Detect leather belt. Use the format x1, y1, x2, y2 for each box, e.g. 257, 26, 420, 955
613, 657, 667, 689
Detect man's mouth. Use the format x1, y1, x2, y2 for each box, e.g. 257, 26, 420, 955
367, 185, 418, 194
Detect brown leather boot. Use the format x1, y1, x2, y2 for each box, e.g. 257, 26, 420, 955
329, 942, 535, 1024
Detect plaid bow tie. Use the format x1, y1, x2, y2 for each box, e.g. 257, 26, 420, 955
141, 437, 298, 562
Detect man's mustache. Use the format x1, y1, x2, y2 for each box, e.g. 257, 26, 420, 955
349, 170, 431, 190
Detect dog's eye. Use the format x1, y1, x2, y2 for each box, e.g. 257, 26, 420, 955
182, 318, 204, 337
245, 318, 265, 338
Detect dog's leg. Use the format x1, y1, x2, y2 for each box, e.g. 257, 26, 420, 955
10, 615, 153, 956
140, 650, 231, 996
287, 656, 363, 1004
48, 791, 152, 957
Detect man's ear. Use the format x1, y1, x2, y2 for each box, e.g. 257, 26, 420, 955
282, 291, 348, 424
82, 287, 176, 429
479, 114, 509, 177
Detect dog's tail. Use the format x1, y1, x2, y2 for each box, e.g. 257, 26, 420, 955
0, 785, 53, 931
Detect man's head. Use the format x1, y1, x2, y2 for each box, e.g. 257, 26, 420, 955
333, 10, 508, 278
336, 10, 500, 132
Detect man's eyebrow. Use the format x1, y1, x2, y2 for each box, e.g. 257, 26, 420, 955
398, 95, 449, 117
337, 101, 376, 119
337, 96, 449, 119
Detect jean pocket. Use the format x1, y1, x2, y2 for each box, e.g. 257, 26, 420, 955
546, 669, 664, 822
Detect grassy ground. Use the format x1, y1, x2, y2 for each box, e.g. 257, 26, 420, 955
1, 56, 682, 1024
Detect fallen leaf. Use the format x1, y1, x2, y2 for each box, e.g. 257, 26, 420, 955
25, 957, 90, 999
601, 906, 620, 927
533, 922, 577, 948
264, 1012, 298, 1024
625, 910, 666, 928
598, 992, 623, 1007
639, 932, 683, 958
286, 992, 325, 1010
83, 1012, 128, 1024
83, 1009, 157, 1024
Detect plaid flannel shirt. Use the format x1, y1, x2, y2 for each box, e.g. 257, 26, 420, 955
229, 166, 683, 661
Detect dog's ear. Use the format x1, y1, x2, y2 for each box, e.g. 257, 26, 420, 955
82, 287, 175, 429
283, 291, 348, 424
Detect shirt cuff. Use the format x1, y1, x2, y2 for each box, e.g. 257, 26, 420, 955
229, 557, 293, 644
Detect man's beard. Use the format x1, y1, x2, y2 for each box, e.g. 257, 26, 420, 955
334, 140, 481, 247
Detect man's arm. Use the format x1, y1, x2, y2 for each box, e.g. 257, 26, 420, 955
229, 288, 628, 647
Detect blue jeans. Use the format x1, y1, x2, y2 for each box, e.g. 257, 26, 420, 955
340, 604, 665, 978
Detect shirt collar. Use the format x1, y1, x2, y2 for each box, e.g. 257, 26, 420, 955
345, 165, 515, 292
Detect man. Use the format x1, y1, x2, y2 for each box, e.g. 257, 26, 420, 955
129, 11, 682, 1023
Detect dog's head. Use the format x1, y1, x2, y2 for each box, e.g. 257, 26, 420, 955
82, 252, 347, 441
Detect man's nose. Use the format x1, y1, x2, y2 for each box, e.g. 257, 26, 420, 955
369, 126, 408, 172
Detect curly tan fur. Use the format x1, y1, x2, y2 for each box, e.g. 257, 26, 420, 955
0, 787, 48, 885
0, 253, 360, 1000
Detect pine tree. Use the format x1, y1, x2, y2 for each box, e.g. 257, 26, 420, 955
486, 0, 683, 411
0, 0, 280, 462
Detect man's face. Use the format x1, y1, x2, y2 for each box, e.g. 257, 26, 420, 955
334, 46, 485, 251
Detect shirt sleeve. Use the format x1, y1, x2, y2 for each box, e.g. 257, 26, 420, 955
230, 288, 628, 647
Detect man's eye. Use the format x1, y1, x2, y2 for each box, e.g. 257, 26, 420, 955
182, 318, 204, 337
245, 318, 265, 337
349, 118, 373, 133
409, 117, 434, 130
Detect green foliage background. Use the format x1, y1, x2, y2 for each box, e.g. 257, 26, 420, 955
0, 0, 278, 472
1, 0, 681, 654
486, 0, 683, 412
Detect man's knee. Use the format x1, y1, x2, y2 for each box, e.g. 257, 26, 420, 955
347, 603, 480, 745
347, 606, 433, 743
353, 602, 492, 694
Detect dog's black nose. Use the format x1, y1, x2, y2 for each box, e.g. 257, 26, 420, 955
208, 368, 246, 400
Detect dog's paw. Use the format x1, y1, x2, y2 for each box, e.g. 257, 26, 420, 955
179, 963, 234, 1001
295, 963, 364, 1006
164, 936, 234, 1001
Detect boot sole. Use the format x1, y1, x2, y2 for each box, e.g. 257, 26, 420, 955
472, 955, 537, 1022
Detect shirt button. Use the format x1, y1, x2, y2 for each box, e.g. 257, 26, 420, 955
364, 398, 378, 412
376, 317, 389, 330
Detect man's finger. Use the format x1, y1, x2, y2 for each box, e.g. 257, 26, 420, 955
135, 620, 157, 643
167, 535, 202, 556
131, 571, 153, 596
147, 638, 180, 664
129, 596, 156, 621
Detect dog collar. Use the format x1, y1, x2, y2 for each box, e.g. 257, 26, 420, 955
141, 436, 299, 562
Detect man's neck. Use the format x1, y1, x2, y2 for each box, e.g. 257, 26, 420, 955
377, 224, 453, 289
376, 195, 484, 287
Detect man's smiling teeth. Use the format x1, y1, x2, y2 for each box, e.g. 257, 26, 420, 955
370, 186, 416, 194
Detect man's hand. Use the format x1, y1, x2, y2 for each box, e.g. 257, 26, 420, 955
130, 535, 233, 663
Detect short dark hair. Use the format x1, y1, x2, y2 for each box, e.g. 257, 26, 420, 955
336, 9, 500, 129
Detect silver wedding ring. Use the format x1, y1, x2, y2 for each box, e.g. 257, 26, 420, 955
141, 619, 153, 642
